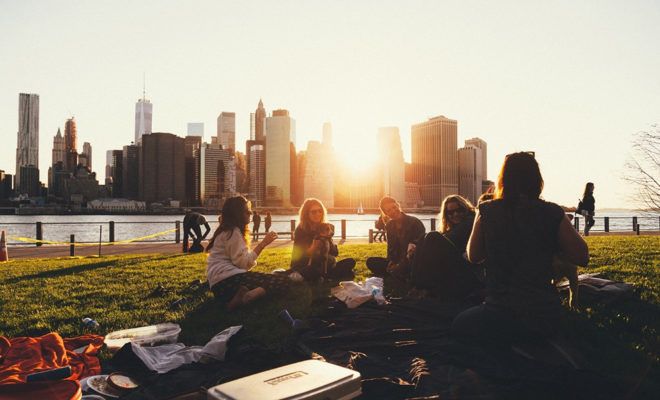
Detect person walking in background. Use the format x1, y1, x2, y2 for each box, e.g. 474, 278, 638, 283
290, 198, 356, 281
410, 195, 483, 301
252, 211, 261, 241
452, 152, 588, 345
265, 211, 272, 232
581, 182, 596, 235
374, 215, 387, 242
206, 196, 290, 311
366, 196, 426, 279
183, 210, 211, 253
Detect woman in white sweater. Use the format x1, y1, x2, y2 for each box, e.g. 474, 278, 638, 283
206, 196, 289, 310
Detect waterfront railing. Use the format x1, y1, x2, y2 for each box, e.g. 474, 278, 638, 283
1, 215, 659, 247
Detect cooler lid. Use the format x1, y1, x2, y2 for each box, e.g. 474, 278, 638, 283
208, 359, 361, 400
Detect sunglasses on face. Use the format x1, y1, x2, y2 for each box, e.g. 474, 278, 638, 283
446, 208, 465, 216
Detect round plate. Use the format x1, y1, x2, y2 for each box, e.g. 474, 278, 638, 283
80, 375, 122, 398
107, 372, 139, 390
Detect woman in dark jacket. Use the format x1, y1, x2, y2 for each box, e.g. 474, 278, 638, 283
410, 195, 483, 300
290, 198, 356, 281
452, 152, 588, 344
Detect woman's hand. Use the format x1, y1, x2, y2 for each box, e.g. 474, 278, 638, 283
262, 231, 278, 246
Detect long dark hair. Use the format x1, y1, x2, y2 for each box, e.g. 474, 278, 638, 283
297, 198, 328, 232
439, 195, 475, 233
206, 196, 251, 251
582, 182, 594, 199
495, 152, 544, 201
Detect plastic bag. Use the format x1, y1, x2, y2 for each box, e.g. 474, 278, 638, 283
331, 278, 386, 309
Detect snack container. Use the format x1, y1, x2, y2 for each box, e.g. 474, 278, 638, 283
207, 359, 361, 400
104, 323, 181, 352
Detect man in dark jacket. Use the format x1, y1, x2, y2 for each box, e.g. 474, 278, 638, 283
366, 196, 426, 279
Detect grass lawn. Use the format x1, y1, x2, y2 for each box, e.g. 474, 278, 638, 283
1, 236, 658, 394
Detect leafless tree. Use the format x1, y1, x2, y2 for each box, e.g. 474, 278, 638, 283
624, 125, 660, 211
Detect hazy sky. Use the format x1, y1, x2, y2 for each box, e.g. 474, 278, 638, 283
1, 0, 659, 209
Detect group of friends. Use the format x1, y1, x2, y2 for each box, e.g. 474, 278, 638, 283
198, 152, 592, 344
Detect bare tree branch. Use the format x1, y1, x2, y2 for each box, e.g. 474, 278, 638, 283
623, 125, 660, 211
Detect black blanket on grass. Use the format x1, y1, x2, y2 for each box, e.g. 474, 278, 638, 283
296, 298, 625, 399
111, 297, 626, 399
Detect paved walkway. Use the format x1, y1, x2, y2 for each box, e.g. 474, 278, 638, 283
5, 231, 657, 259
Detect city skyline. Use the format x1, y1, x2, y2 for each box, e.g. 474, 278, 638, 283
2, 1, 660, 208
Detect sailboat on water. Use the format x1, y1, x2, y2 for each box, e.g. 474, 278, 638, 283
357, 202, 364, 215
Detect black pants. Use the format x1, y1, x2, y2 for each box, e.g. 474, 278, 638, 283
183, 225, 203, 253
366, 257, 389, 277
411, 232, 482, 301
452, 303, 561, 345
211, 272, 291, 304
297, 258, 356, 281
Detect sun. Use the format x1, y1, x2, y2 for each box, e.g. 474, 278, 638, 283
334, 139, 380, 174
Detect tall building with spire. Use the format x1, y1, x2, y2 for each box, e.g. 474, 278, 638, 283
15, 93, 39, 189
52, 128, 66, 166
64, 117, 78, 171
255, 99, 266, 141
134, 83, 152, 144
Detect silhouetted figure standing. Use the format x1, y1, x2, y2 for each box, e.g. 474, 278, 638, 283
265, 211, 272, 232
183, 210, 211, 253
374, 215, 387, 242
252, 211, 261, 241
581, 182, 595, 235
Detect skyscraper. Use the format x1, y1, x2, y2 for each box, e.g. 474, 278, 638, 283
105, 150, 114, 183
111, 149, 124, 198
411, 115, 458, 207
465, 137, 487, 180
458, 145, 484, 205
184, 135, 202, 205
265, 109, 296, 206
52, 128, 66, 166
15, 93, 39, 189
303, 125, 335, 208
197, 142, 234, 208
139, 132, 185, 203
247, 141, 265, 206
80, 142, 92, 169
134, 93, 152, 144
217, 112, 236, 152
377, 127, 406, 202
250, 113, 256, 140
122, 144, 139, 199
255, 99, 266, 141
187, 122, 204, 137
64, 118, 78, 171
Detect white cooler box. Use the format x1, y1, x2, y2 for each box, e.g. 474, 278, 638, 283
207, 359, 361, 400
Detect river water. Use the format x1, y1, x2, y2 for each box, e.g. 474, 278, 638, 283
1, 211, 658, 245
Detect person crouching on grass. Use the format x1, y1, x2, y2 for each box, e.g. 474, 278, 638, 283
206, 196, 292, 311
366, 196, 426, 279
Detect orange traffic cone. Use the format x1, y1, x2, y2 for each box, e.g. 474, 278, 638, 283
0, 230, 8, 262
